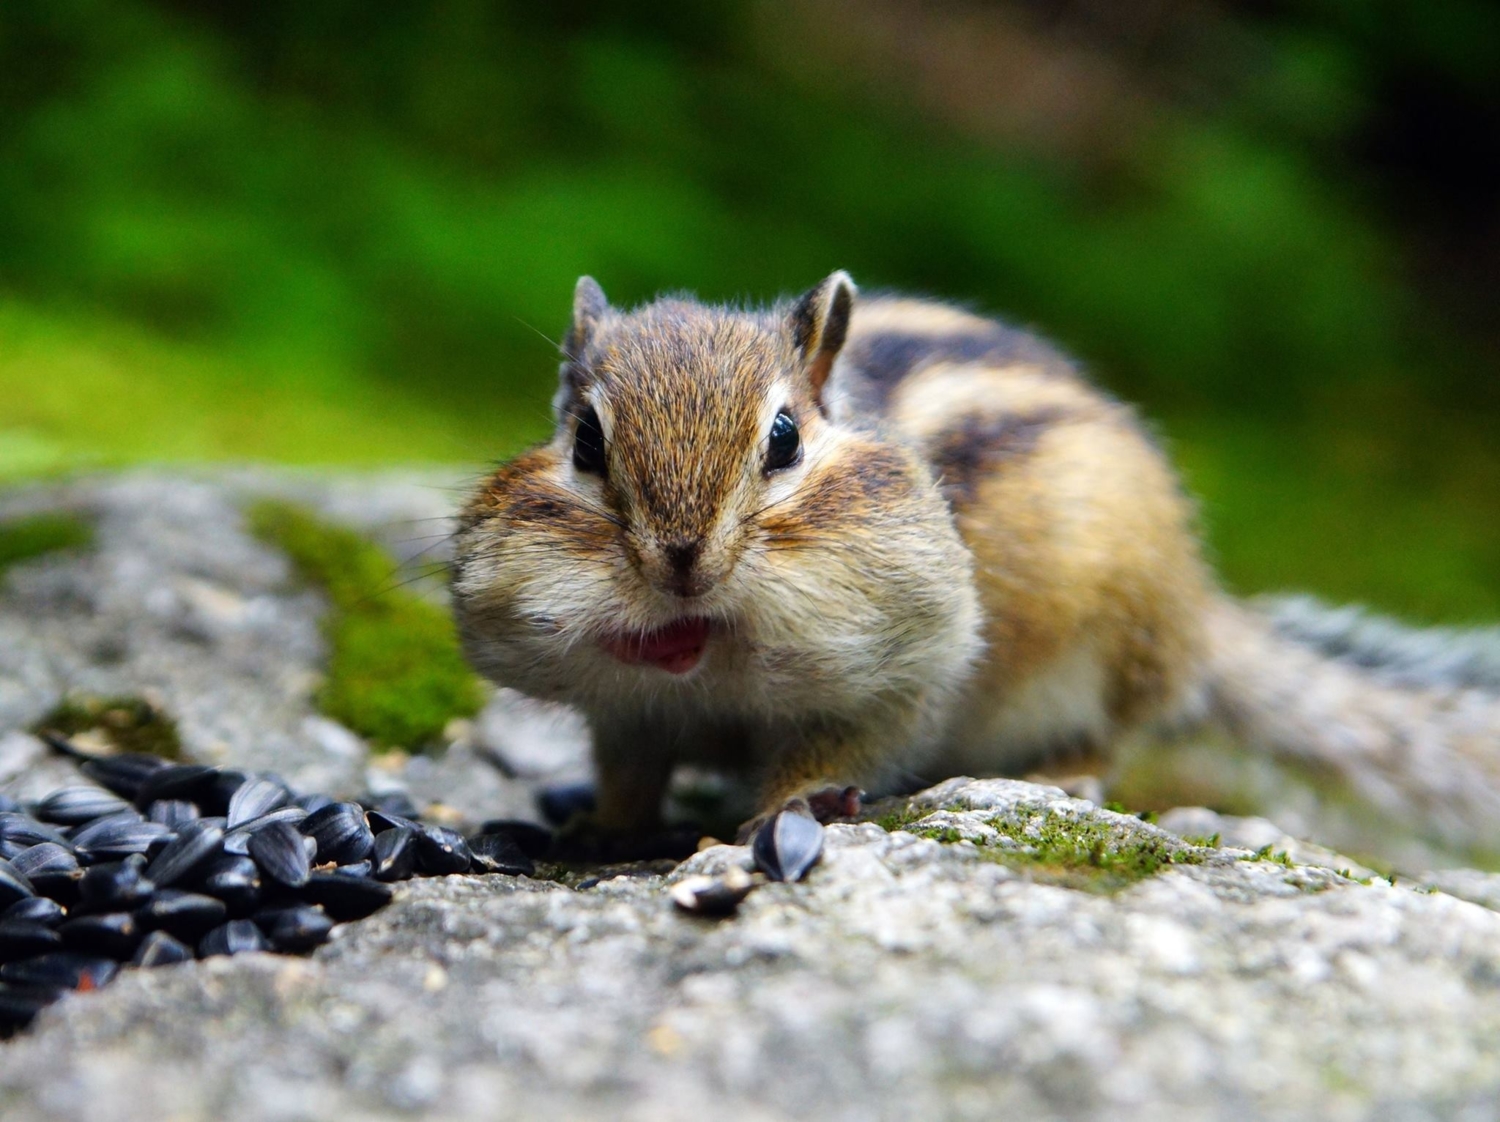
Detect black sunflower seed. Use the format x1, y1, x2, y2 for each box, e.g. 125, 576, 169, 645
227, 777, 289, 829
475, 820, 553, 860
148, 799, 200, 828
301, 803, 374, 866
0, 951, 119, 990
1, 898, 65, 928
134, 764, 218, 808
76, 855, 157, 913
0, 921, 63, 962
223, 806, 309, 855
412, 825, 472, 875
201, 770, 247, 817
10, 842, 79, 879
466, 833, 535, 877
0, 859, 36, 908
132, 930, 193, 968
333, 860, 372, 879
69, 813, 171, 861
197, 854, 261, 916
365, 808, 415, 834
0, 982, 65, 1035
34, 786, 133, 826
78, 754, 168, 801
299, 872, 392, 921
134, 889, 228, 942
144, 820, 224, 887
751, 807, 824, 883
0, 813, 73, 850
255, 905, 333, 953
197, 919, 267, 958
58, 912, 141, 960
247, 821, 310, 888
372, 827, 416, 882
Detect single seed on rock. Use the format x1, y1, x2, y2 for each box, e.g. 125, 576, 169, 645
752, 806, 824, 883
197, 919, 268, 958
669, 867, 756, 917
300, 872, 392, 921
146, 821, 225, 887
301, 803, 374, 866
58, 912, 141, 960
0, 921, 63, 962
1, 898, 65, 928
134, 889, 227, 942
466, 833, 535, 877
76, 856, 156, 913
34, 787, 132, 826
0, 951, 119, 990
255, 905, 334, 953
132, 929, 193, 968
412, 825, 471, 875
0, 859, 36, 908
247, 821, 310, 888
227, 777, 289, 829
372, 827, 417, 882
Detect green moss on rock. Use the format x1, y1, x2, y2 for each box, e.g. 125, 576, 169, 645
248, 499, 484, 752
0, 511, 93, 576
878, 804, 1206, 894
36, 694, 182, 760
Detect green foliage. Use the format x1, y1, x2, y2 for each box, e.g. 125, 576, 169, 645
0, 1, 1495, 619
36, 694, 182, 760
0, 511, 93, 575
248, 500, 484, 752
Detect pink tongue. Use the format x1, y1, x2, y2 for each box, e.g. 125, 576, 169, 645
602, 618, 711, 675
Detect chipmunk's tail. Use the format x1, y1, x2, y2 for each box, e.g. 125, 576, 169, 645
1200, 595, 1500, 852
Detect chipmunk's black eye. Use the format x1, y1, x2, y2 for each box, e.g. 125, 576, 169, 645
572, 405, 607, 476
764, 410, 801, 472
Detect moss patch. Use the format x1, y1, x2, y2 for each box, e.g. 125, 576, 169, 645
0, 512, 93, 576
35, 694, 182, 760
248, 499, 484, 752
878, 805, 1207, 894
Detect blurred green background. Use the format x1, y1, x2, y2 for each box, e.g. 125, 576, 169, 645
2, 0, 1497, 623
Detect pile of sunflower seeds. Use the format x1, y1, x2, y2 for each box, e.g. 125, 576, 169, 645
0, 743, 544, 1036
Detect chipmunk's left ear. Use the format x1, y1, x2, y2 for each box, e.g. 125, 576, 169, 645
789, 270, 856, 407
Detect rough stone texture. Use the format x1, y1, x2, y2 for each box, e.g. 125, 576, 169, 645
3, 473, 1500, 1121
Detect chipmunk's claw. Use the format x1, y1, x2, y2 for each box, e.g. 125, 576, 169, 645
749, 798, 825, 882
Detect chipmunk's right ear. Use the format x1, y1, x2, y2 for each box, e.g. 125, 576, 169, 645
564, 276, 609, 360
789, 270, 856, 408
556, 276, 609, 421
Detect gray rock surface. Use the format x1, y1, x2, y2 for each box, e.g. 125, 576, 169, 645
3, 472, 1500, 1121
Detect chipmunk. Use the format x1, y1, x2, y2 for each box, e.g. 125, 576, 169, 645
452, 272, 1500, 852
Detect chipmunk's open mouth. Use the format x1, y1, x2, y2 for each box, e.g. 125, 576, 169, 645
600, 617, 712, 675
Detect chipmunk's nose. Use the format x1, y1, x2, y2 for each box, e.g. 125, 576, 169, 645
659, 536, 709, 598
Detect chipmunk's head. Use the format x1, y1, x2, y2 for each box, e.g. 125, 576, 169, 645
552, 272, 855, 609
